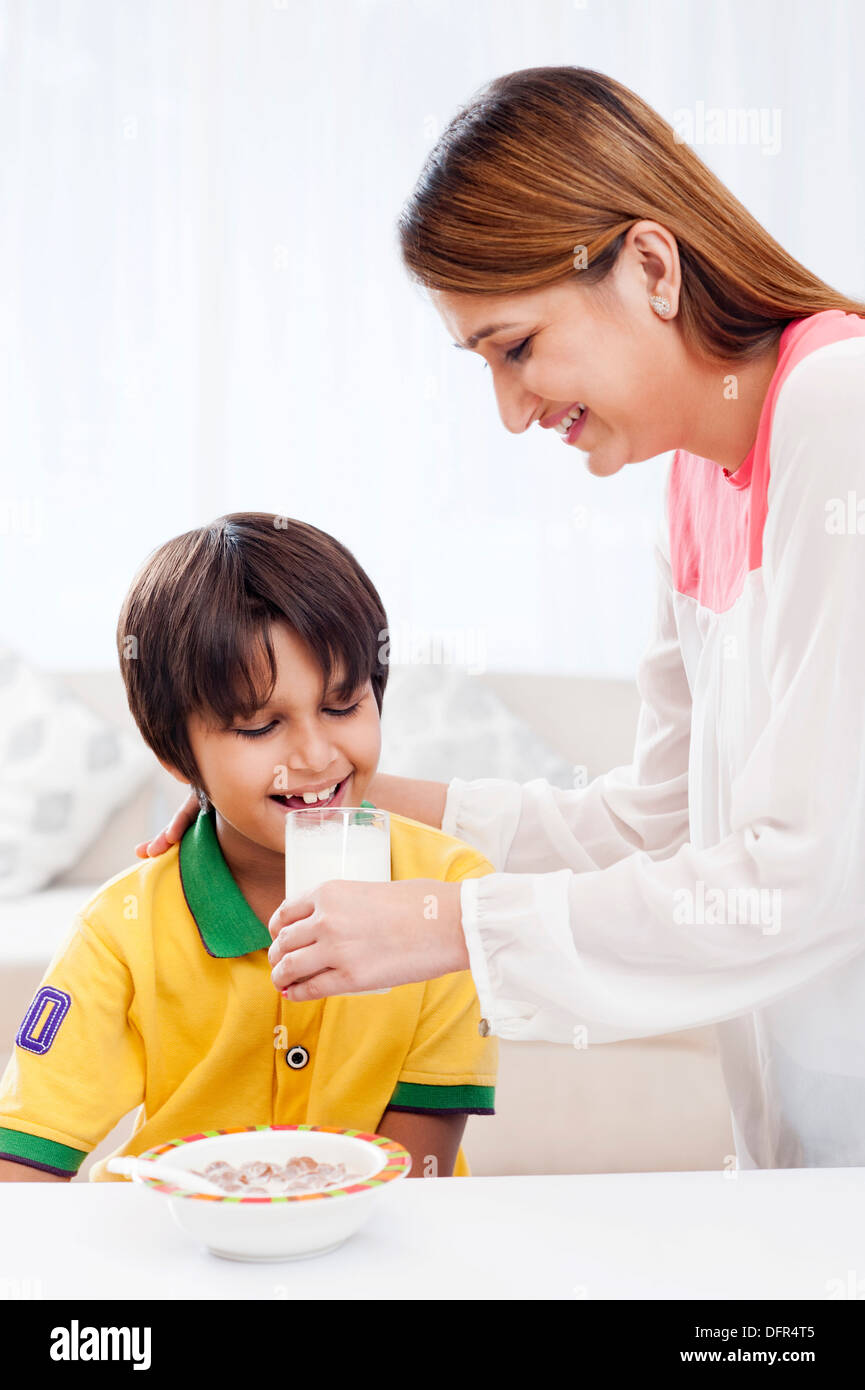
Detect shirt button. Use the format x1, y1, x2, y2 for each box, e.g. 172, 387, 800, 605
478, 1018, 491, 1037
285, 1044, 310, 1069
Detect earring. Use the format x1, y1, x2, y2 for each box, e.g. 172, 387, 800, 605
649, 295, 671, 317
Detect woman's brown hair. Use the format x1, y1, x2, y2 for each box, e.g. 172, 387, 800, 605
398, 66, 865, 361
116, 513, 388, 803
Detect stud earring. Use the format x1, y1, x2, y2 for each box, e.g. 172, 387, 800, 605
649, 295, 671, 317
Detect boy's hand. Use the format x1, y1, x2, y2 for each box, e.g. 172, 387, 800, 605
134, 790, 200, 858
267, 879, 468, 999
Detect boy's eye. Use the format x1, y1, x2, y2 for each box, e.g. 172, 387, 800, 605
324, 702, 361, 718
233, 702, 361, 737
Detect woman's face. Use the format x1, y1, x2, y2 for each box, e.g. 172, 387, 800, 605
430, 223, 689, 478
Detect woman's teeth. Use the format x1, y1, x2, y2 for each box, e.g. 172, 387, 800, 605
554, 403, 586, 436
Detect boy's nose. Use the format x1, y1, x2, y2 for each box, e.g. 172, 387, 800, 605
282, 728, 337, 777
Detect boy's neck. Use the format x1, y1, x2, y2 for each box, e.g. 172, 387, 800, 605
210, 809, 286, 927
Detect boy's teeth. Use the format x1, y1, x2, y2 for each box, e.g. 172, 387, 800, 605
300, 783, 338, 803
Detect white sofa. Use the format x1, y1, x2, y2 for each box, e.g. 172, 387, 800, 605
0, 668, 733, 1179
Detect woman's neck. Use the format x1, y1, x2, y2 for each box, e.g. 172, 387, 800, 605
680, 334, 782, 473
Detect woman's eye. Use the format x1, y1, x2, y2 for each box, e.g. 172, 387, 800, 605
234, 722, 276, 739
505, 337, 532, 363
324, 702, 361, 719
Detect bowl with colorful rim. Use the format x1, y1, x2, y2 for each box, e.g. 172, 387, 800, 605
131, 1123, 411, 1261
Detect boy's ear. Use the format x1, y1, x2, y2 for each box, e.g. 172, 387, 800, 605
156, 757, 189, 787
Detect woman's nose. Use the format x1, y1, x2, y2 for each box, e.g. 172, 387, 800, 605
492, 374, 538, 434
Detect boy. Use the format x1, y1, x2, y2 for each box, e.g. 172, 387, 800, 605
0, 513, 497, 1182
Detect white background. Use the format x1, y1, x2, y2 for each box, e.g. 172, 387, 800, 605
1, 0, 863, 676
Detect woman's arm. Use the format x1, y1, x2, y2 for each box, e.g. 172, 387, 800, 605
134, 772, 446, 860
364, 773, 447, 828
457, 348, 865, 1043
268, 354, 865, 1063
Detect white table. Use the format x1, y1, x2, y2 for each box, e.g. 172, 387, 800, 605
1, 1168, 862, 1301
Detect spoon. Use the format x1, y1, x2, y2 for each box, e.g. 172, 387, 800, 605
107, 1155, 228, 1195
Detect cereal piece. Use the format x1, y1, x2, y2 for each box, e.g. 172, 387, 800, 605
194, 1154, 365, 1196
238, 1161, 275, 1183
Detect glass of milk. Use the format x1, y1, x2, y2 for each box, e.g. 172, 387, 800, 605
284, 806, 391, 995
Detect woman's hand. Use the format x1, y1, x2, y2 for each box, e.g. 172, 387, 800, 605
134, 790, 200, 858
267, 878, 468, 999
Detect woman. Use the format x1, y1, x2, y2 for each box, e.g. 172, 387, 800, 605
139, 67, 865, 1170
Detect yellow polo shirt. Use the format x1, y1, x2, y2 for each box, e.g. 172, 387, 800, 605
0, 808, 497, 1180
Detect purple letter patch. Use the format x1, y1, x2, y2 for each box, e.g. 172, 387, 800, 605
16, 986, 72, 1055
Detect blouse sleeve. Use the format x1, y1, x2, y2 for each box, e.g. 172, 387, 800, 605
456, 348, 865, 1045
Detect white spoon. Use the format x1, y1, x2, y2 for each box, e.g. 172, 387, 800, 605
107, 1155, 227, 1195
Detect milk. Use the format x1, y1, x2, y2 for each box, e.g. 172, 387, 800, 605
285, 817, 391, 900
284, 808, 392, 996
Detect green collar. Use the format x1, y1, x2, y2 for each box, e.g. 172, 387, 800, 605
178, 808, 273, 958
177, 800, 380, 959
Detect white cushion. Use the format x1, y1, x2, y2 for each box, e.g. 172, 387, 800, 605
0, 648, 153, 897
380, 665, 575, 786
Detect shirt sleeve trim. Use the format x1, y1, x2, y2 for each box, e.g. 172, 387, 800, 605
386, 1104, 495, 1116
388, 1081, 495, 1113
0, 1126, 87, 1175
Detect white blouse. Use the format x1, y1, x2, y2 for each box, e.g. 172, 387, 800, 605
442, 311, 865, 1169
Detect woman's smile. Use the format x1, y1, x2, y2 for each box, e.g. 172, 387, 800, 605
560, 406, 590, 444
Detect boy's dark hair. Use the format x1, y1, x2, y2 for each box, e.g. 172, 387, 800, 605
116, 513, 388, 807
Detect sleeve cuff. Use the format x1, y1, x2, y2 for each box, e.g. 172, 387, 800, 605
459, 867, 600, 1045
442, 777, 523, 872
388, 1080, 495, 1115
0, 1125, 86, 1176
440, 777, 466, 840
460, 876, 499, 1036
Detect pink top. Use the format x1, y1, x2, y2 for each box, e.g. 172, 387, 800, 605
668, 310, 865, 612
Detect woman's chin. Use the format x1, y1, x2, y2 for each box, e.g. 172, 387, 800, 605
583, 449, 628, 478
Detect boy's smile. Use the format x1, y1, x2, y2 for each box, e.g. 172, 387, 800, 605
162, 621, 382, 912
269, 772, 353, 813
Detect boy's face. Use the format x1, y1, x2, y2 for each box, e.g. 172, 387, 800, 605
173, 622, 381, 859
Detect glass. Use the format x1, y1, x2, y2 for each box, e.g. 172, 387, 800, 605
284, 805, 391, 995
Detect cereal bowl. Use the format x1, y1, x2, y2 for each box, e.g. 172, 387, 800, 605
133, 1124, 411, 1261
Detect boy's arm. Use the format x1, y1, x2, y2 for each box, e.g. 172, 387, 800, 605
0, 1157, 70, 1183
372, 843, 498, 1176
376, 1108, 466, 1179
0, 911, 145, 1181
